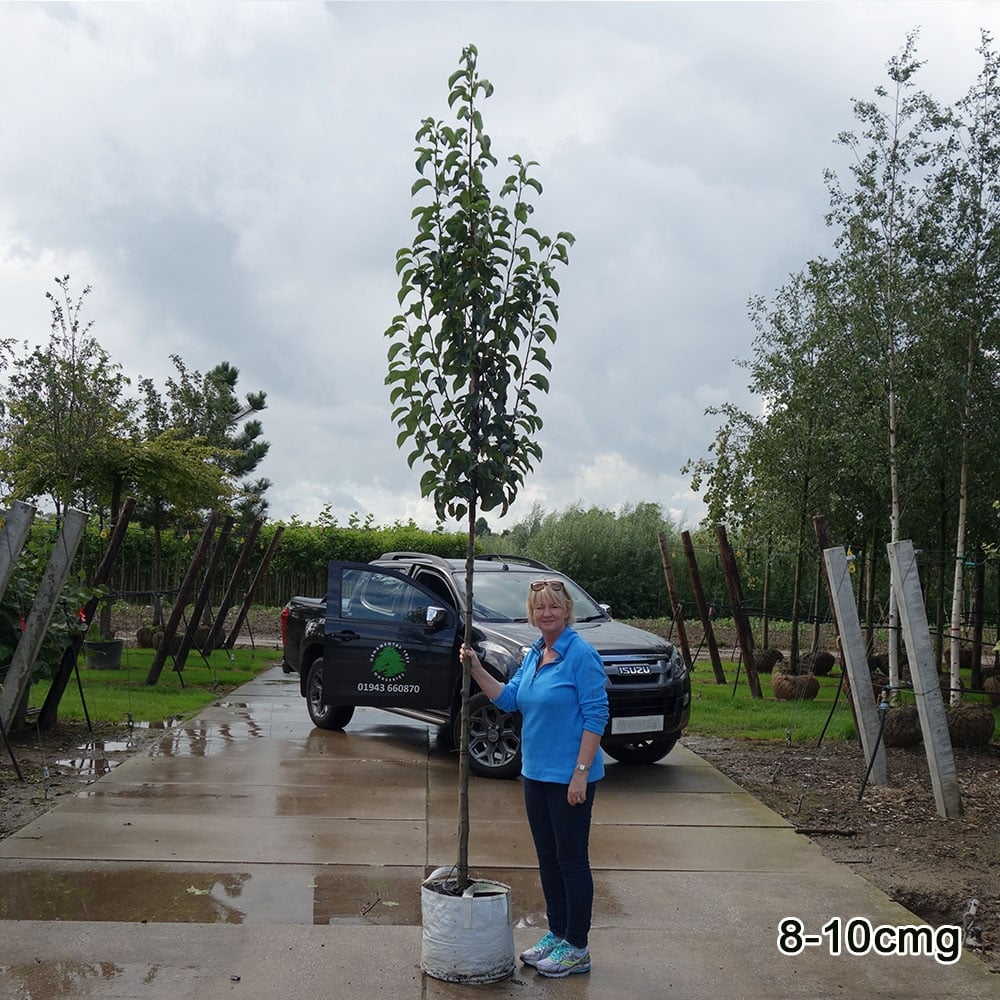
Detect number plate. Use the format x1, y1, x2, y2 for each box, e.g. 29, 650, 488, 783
611, 714, 664, 735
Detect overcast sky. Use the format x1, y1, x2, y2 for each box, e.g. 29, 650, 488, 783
1, 1, 996, 532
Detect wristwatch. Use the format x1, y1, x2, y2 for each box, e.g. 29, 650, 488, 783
576, 763, 590, 772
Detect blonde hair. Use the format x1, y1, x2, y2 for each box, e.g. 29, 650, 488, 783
526, 580, 575, 626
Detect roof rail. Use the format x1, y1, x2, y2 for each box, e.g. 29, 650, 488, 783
378, 551, 455, 571
379, 551, 553, 572
475, 553, 551, 570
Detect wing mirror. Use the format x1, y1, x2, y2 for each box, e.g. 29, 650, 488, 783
425, 605, 449, 630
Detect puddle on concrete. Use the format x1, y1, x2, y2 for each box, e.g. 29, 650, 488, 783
0, 863, 424, 925
134, 716, 186, 730
149, 720, 269, 757
0, 858, 613, 933
55, 740, 143, 778
0, 959, 203, 998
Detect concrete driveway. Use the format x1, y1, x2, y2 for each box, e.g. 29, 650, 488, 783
0, 665, 994, 998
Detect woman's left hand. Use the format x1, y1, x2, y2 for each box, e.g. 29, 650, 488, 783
567, 771, 588, 806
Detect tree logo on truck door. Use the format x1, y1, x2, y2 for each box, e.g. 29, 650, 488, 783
370, 642, 409, 680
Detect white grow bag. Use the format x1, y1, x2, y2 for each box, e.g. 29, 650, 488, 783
420, 866, 516, 984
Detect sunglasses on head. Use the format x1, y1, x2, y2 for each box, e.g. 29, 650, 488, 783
530, 579, 566, 593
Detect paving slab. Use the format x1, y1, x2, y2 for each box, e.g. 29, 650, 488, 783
0, 665, 995, 1000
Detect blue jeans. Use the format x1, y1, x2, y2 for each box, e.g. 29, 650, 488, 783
522, 777, 597, 950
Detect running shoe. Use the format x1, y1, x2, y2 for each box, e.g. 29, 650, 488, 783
534, 940, 591, 978
519, 931, 561, 967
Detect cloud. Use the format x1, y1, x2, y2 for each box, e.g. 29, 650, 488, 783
1, 1, 995, 533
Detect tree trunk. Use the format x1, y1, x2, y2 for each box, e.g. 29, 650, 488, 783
887, 379, 901, 703
789, 481, 811, 670
948, 325, 977, 706
970, 549, 985, 693
934, 488, 948, 669
761, 532, 772, 651
457, 496, 476, 889
811, 554, 822, 655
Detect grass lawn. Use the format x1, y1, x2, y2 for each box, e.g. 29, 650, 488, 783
30, 646, 284, 729
687, 663, 858, 743
686, 658, 996, 744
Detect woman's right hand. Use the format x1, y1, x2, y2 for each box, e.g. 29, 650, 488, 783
460, 643, 503, 701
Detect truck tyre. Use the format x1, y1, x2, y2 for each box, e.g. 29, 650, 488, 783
457, 691, 522, 780
602, 736, 677, 765
306, 656, 355, 731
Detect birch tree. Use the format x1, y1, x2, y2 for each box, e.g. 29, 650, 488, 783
934, 33, 1000, 700
824, 33, 941, 697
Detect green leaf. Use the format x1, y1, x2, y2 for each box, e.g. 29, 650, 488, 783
385, 45, 573, 533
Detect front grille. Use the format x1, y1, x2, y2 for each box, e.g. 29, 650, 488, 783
608, 672, 661, 687
609, 689, 678, 715
602, 653, 673, 682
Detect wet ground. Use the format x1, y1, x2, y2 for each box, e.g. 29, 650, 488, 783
1, 666, 997, 999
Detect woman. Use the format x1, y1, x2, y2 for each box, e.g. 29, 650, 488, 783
461, 578, 609, 979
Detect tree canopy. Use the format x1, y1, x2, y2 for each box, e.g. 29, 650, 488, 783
686, 30, 1000, 664
0, 277, 270, 536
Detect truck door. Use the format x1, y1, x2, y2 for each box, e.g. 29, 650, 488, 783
322, 561, 458, 711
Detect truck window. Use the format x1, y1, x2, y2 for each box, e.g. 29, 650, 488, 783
413, 570, 455, 609
344, 569, 421, 622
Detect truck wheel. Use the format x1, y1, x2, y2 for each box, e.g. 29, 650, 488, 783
456, 692, 522, 780
306, 656, 355, 731
602, 737, 677, 765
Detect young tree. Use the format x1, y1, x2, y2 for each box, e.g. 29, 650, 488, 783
135, 361, 259, 593
137, 355, 269, 533
686, 270, 868, 667
930, 32, 1000, 700
824, 33, 941, 695
154, 356, 271, 524
386, 43, 573, 887
0, 277, 133, 519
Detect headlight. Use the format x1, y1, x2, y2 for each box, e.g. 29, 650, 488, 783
479, 641, 529, 679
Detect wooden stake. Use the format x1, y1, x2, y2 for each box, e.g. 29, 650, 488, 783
822, 545, 888, 787
656, 532, 692, 669
681, 530, 726, 684
886, 540, 962, 819
715, 524, 761, 698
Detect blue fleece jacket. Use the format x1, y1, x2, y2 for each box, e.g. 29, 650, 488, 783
493, 626, 609, 783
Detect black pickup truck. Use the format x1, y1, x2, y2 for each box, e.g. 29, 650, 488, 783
280, 552, 691, 779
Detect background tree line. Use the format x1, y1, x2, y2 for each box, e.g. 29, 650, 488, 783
56, 502, 997, 632
5, 33, 1000, 671
684, 31, 1000, 670
5, 497, 999, 683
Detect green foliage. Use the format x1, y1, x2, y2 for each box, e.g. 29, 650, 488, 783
267, 519, 467, 578
385, 43, 574, 523
685, 30, 1000, 617
0, 278, 263, 540
501, 501, 692, 618
139, 355, 270, 528
0, 277, 133, 517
